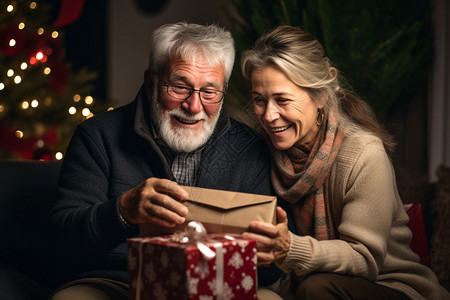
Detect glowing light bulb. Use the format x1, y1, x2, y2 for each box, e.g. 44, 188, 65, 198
21, 101, 29, 109
18, 22, 25, 29
14, 76, 21, 84
21, 62, 27, 70
44, 67, 51, 75
37, 28, 44, 35
0, 105, 4, 112
31, 100, 39, 108
36, 140, 44, 148
30, 2, 37, 9
107, 107, 115, 111
7, 69, 14, 77
51, 31, 59, 38
7, 5, 14, 12
85, 96, 94, 105
0, 83, 4, 90
82, 108, 91, 116
15, 130, 24, 138
68, 107, 76, 115
55, 152, 63, 160
36, 52, 44, 60
9, 39, 16, 47
73, 94, 81, 102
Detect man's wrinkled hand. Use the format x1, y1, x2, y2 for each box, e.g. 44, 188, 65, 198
119, 178, 189, 227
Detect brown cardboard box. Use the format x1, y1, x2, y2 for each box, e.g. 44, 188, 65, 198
140, 186, 277, 236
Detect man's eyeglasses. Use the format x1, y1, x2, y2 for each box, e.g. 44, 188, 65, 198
161, 81, 226, 104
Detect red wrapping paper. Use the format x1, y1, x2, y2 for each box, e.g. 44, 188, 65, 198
127, 234, 258, 300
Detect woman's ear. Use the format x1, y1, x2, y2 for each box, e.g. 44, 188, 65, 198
317, 91, 328, 109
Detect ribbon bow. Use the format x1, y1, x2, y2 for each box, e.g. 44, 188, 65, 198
171, 221, 216, 260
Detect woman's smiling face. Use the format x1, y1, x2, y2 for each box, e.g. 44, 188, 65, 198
251, 66, 323, 151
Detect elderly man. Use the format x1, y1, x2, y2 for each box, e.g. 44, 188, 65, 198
47, 22, 289, 299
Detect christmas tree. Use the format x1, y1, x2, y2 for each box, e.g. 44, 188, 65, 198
0, 0, 109, 160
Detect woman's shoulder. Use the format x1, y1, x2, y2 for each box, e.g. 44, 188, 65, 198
334, 131, 388, 174
341, 131, 385, 157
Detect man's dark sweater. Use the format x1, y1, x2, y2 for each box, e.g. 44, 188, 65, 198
46, 88, 290, 288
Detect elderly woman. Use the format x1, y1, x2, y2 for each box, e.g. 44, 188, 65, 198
241, 25, 449, 300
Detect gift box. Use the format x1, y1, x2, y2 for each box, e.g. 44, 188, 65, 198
127, 234, 258, 300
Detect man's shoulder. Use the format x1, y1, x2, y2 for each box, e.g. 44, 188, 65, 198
219, 117, 267, 150
79, 101, 135, 130
227, 117, 263, 140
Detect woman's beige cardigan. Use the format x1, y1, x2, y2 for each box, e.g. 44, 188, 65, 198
278, 134, 450, 299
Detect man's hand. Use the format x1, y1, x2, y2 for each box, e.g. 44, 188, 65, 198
119, 178, 189, 227
242, 206, 291, 267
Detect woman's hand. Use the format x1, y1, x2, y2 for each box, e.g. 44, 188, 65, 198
243, 206, 291, 266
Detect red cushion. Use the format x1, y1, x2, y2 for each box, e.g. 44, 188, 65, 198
404, 203, 430, 266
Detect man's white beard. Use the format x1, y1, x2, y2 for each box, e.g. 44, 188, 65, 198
150, 95, 222, 153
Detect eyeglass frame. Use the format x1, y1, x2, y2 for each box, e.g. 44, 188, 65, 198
159, 80, 227, 104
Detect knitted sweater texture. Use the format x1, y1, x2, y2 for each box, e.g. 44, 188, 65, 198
278, 133, 449, 300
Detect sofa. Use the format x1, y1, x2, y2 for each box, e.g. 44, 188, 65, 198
0, 160, 448, 299
0, 160, 61, 299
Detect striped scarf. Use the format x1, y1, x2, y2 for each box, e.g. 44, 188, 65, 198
271, 111, 344, 240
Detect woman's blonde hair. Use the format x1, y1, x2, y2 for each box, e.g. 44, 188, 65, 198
241, 25, 395, 157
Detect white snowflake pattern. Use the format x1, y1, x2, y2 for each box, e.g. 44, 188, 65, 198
187, 273, 200, 295
241, 275, 254, 292
160, 251, 170, 269
223, 282, 235, 300
144, 262, 156, 282
169, 271, 182, 287
194, 259, 210, 279
228, 252, 244, 269
251, 252, 258, 265
208, 278, 217, 295
235, 239, 249, 249
152, 282, 167, 300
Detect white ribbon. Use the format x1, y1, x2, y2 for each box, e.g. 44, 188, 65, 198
214, 242, 224, 300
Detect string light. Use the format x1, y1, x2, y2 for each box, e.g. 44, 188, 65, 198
44, 67, 51, 75
7, 69, 14, 77
21, 101, 29, 109
14, 76, 21, 84
37, 28, 44, 35
51, 31, 59, 38
73, 94, 81, 102
9, 39, 16, 47
7, 5, 14, 13
15, 130, 24, 138
30, 2, 37, 9
0, 105, 4, 112
55, 152, 63, 160
18, 22, 25, 29
36, 140, 44, 148
21, 62, 28, 70
85, 96, 94, 105
68, 107, 76, 115
31, 99, 39, 108
0, 83, 4, 90
82, 108, 91, 116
